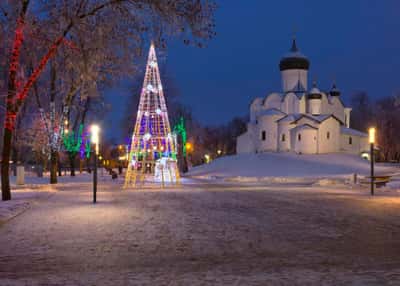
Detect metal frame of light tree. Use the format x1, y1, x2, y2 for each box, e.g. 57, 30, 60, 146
124, 43, 180, 188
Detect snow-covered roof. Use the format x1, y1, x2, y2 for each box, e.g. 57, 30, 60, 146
341, 127, 368, 137
291, 123, 318, 131
276, 113, 303, 123
309, 86, 321, 95
257, 108, 286, 117
250, 97, 263, 108
291, 114, 343, 125
310, 114, 331, 122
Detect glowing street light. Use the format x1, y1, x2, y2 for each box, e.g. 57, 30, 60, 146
90, 124, 100, 155
90, 124, 100, 203
369, 127, 376, 144
369, 127, 376, 196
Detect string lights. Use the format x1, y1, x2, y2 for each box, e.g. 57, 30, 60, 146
124, 43, 179, 187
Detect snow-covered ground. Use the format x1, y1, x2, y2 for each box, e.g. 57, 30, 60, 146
1, 178, 400, 285
187, 152, 400, 182
0, 171, 115, 223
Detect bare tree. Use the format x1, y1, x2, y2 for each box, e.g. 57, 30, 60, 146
1, 0, 216, 200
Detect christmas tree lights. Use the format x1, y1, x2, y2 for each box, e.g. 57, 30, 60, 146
124, 43, 179, 187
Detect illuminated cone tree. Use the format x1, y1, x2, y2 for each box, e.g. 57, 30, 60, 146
124, 43, 179, 187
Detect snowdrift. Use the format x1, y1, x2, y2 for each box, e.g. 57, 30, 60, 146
187, 152, 398, 180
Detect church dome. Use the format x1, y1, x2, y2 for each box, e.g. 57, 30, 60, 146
279, 39, 310, 71
329, 82, 341, 97
307, 82, 322, 99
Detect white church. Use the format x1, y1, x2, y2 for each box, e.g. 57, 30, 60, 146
237, 39, 369, 155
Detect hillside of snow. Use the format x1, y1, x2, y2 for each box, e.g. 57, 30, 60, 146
187, 152, 399, 179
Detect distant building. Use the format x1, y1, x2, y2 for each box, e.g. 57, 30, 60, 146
237, 39, 369, 155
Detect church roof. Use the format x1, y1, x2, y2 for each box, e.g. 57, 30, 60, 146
257, 108, 286, 117
341, 127, 368, 137
291, 123, 318, 132
291, 114, 344, 125
293, 79, 306, 94
307, 82, 322, 99
276, 113, 303, 123
279, 38, 310, 71
330, 82, 341, 97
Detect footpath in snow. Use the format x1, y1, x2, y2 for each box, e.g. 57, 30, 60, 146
0, 172, 94, 224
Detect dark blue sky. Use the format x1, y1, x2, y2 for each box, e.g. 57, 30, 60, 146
106, 1, 400, 141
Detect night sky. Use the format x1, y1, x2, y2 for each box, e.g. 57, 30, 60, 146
105, 1, 400, 142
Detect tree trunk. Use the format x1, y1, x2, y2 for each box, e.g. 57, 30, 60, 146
1, 128, 12, 200
86, 157, 91, 173
12, 146, 18, 176
69, 153, 76, 176
50, 150, 58, 184
1, 0, 30, 201
58, 153, 62, 176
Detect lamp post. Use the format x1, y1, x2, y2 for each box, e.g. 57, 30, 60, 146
90, 124, 100, 203
369, 127, 376, 196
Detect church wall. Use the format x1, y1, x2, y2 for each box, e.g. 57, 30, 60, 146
250, 98, 263, 123
263, 93, 282, 110
340, 134, 369, 154
281, 93, 299, 114
277, 122, 295, 151
308, 98, 322, 115
329, 97, 345, 123
299, 96, 306, 113
281, 69, 308, 92
319, 94, 330, 115
344, 108, 352, 128
237, 131, 256, 154
291, 128, 317, 154
257, 114, 282, 152
317, 117, 341, 153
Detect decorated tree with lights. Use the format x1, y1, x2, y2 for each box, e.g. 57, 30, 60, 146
124, 43, 179, 187
173, 117, 189, 173
1, 0, 216, 200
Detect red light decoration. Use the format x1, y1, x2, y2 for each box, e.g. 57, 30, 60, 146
9, 17, 24, 88
5, 29, 78, 131
17, 36, 63, 103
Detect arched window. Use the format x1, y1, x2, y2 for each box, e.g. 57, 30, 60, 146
349, 137, 353, 145
298, 133, 301, 141
261, 131, 266, 141
282, 134, 286, 142
327, 131, 330, 139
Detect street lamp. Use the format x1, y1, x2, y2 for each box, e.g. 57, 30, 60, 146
369, 127, 376, 196
90, 124, 100, 203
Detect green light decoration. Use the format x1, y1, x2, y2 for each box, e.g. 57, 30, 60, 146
62, 124, 84, 153
173, 117, 187, 157
84, 138, 91, 158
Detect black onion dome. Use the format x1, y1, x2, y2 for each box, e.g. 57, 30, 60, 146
279, 39, 310, 71
329, 82, 341, 97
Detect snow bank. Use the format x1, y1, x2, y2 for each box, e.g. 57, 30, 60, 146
187, 152, 399, 180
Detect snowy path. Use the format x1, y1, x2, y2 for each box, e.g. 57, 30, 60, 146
1, 180, 400, 285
